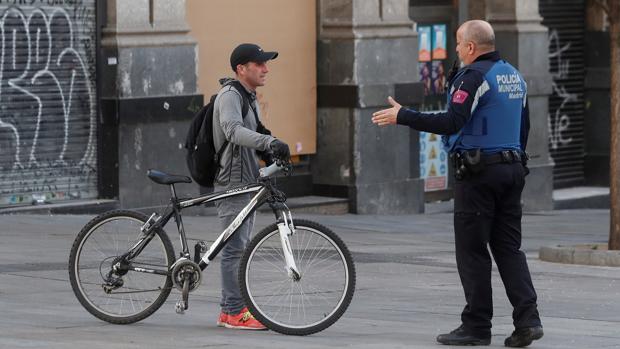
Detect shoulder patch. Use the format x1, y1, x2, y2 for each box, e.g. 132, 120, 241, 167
452, 90, 469, 104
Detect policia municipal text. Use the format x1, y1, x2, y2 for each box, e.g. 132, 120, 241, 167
372, 20, 543, 347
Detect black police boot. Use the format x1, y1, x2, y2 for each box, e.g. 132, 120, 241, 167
437, 324, 491, 346
504, 326, 544, 347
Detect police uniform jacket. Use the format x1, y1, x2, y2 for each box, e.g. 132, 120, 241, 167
397, 51, 530, 155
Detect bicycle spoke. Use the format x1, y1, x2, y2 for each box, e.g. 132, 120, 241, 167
257, 278, 291, 308
302, 239, 329, 273
255, 251, 285, 271
307, 258, 345, 277
87, 236, 111, 259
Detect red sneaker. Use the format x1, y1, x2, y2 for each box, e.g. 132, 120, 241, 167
221, 307, 267, 330
216, 312, 228, 327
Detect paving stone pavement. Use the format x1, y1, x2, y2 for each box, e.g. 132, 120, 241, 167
0, 208, 618, 348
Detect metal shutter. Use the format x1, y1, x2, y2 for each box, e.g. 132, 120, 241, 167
540, 0, 586, 188
0, 2, 97, 206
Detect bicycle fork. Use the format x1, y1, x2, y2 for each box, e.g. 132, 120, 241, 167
275, 205, 301, 281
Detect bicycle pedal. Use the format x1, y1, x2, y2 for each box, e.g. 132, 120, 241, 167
175, 300, 186, 314
197, 240, 208, 253
193, 241, 208, 263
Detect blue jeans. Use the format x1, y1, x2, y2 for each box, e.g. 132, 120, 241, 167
214, 192, 255, 314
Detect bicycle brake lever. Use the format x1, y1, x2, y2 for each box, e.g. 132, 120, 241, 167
278, 161, 292, 176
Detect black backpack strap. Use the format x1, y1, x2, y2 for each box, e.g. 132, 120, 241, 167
229, 83, 273, 164
214, 81, 251, 169
227, 80, 276, 164
215, 139, 229, 166
227, 80, 250, 119
229, 81, 272, 136
218, 80, 273, 158
241, 95, 250, 119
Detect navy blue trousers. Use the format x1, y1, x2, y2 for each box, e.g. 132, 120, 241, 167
453, 162, 541, 336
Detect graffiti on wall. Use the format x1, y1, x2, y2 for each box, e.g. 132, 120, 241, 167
0, 2, 96, 205
547, 29, 576, 150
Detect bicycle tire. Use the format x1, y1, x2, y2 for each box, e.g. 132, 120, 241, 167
68, 210, 175, 324
239, 219, 355, 335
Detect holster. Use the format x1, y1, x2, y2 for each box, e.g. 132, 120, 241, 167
462, 149, 485, 174
522, 151, 530, 176
452, 149, 485, 179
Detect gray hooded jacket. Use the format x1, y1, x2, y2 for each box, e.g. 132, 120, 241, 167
212, 78, 275, 189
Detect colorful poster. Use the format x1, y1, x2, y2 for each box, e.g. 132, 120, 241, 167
419, 62, 432, 96
419, 131, 448, 192
432, 60, 446, 95
417, 26, 431, 62
419, 22, 449, 191
432, 24, 447, 60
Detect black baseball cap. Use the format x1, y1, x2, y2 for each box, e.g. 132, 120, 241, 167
230, 43, 278, 72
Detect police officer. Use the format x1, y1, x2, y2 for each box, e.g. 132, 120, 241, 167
372, 20, 543, 347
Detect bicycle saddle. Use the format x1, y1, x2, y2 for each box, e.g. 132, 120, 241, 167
147, 169, 192, 185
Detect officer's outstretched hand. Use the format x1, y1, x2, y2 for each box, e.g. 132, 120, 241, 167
269, 139, 290, 161
371, 96, 402, 127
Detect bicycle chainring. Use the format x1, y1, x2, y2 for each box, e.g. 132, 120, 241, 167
171, 259, 202, 292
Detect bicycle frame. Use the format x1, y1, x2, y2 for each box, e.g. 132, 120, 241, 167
124, 174, 300, 279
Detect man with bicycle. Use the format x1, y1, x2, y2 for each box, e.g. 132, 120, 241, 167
212, 43, 290, 330
372, 20, 543, 347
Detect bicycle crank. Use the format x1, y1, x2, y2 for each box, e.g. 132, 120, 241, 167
171, 258, 202, 292
175, 274, 191, 314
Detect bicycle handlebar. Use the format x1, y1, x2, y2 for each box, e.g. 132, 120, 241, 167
258, 162, 286, 178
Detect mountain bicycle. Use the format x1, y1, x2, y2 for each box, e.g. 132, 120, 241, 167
68, 161, 356, 335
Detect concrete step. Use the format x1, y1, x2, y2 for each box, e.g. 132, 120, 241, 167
269, 195, 348, 215
0, 196, 348, 216
0, 199, 119, 215
553, 186, 610, 210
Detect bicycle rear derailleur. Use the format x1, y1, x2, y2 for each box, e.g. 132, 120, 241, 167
171, 258, 202, 314
102, 256, 130, 293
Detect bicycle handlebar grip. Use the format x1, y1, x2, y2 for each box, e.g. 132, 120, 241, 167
259, 162, 282, 178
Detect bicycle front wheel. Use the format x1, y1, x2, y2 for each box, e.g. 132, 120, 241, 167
68, 210, 175, 324
239, 219, 355, 335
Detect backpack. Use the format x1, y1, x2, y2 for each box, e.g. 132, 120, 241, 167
184, 81, 250, 187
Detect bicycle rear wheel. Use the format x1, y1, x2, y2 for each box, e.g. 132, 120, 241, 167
239, 219, 355, 335
68, 210, 174, 324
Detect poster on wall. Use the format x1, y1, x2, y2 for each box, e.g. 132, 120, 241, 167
432, 24, 447, 60
432, 60, 447, 95
419, 62, 432, 96
419, 132, 448, 191
418, 22, 449, 192
418, 26, 431, 62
